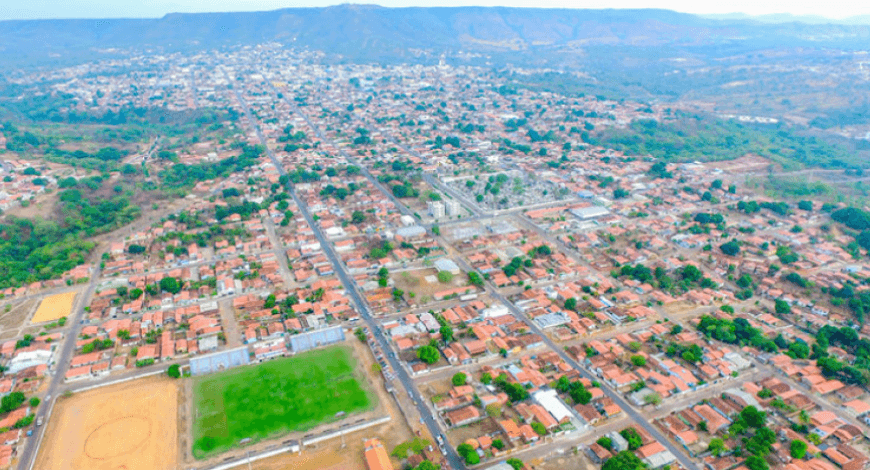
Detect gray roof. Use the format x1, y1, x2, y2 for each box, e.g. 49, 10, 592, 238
434, 258, 460, 273
396, 225, 427, 238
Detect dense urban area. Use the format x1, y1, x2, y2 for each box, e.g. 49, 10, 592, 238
2, 26, 870, 470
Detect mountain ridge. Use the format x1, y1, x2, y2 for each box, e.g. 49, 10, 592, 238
2, 6, 869, 71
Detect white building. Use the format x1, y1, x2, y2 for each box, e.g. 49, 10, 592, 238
427, 201, 445, 218
532, 389, 574, 423
445, 199, 461, 216
6, 349, 52, 374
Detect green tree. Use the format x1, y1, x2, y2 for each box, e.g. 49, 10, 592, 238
720, 240, 741, 256
739, 406, 767, 429
351, 211, 366, 224
790, 439, 807, 459
630, 355, 646, 367
602, 451, 645, 470
467, 272, 484, 287
531, 422, 547, 435
417, 346, 440, 364
452, 372, 467, 387
564, 297, 577, 311
597, 436, 613, 450
456, 443, 479, 465
643, 392, 662, 406
159, 277, 182, 294
506, 458, 524, 470
708, 437, 726, 456
619, 427, 642, 450
439, 325, 454, 343
415, 461, 439, 470
0, 392, 26, 413
437, 271, 454, 283
354, 327, 367, 342
29, 397, 40, 408
167, 364, 181, 378
775, 299, 792, 314
745, 455, 769, 470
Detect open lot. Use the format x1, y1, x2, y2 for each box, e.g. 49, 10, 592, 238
35, 376, 178, 470
192, 345, 376, 459
0, 298, 37, 341
30, 291, 76, 323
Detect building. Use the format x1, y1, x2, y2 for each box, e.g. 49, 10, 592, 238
434, 258, 461, 275
445, 199, 461, 216
364, 438, 394, 470
638, 442, 676, 469
570, 206, 610, 220
6, 349, 52, 374
532, 389, 574, 424
427, 201, 445, 218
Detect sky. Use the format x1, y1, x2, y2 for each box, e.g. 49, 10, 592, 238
4, 0, 870, 21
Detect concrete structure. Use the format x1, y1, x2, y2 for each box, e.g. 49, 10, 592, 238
427, 201, 445, 218
445, 199, 461, 216
288, 325, 345, 352
570, 206, 610, 220
434, 258, 461, 275
6, 349, 52, 374
189, 346, 250, 376
395, 226, 427, 239
532, 389, 573, 423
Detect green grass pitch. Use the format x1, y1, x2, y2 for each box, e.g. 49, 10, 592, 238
191, 345, 375, 458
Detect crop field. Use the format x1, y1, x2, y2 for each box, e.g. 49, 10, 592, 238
192, 345, 375, 459
31, 291, 76, 323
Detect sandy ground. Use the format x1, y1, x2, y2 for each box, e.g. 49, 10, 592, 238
531, 451, 596, 470
0, 299, 37, 341
35, 376, 179, 470
30, 291, 76, 323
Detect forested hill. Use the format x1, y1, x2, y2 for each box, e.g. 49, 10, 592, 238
2, 6, 870, 69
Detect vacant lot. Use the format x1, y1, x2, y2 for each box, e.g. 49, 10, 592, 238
31, 291, 76, 323
35, 376, 178, 470
0, 298, 37, 341
192, 345, 375, 459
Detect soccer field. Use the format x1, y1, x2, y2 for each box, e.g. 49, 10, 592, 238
192, 345, 375, 459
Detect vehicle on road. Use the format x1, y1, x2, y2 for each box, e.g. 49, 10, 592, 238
36, 417, 43, 426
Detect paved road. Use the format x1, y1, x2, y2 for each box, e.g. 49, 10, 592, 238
298, 81, 703, 469
264, 217, 295, 286
229, 77, 466, 470
18, 265, 103, 470
439, 242, 702, 470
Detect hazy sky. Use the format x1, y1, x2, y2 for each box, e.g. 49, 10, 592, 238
4, 0, 870, 21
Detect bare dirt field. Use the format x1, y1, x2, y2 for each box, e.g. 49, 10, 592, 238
4, 193, 58, 220
35, 376, 178, 470
0, 298, 37, 341
531, 451, 596, 470
30, 291, 76, 324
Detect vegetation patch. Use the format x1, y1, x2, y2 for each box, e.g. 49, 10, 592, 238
191, 345, 375, 459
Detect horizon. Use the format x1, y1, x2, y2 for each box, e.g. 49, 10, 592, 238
4, 1, 870, 22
